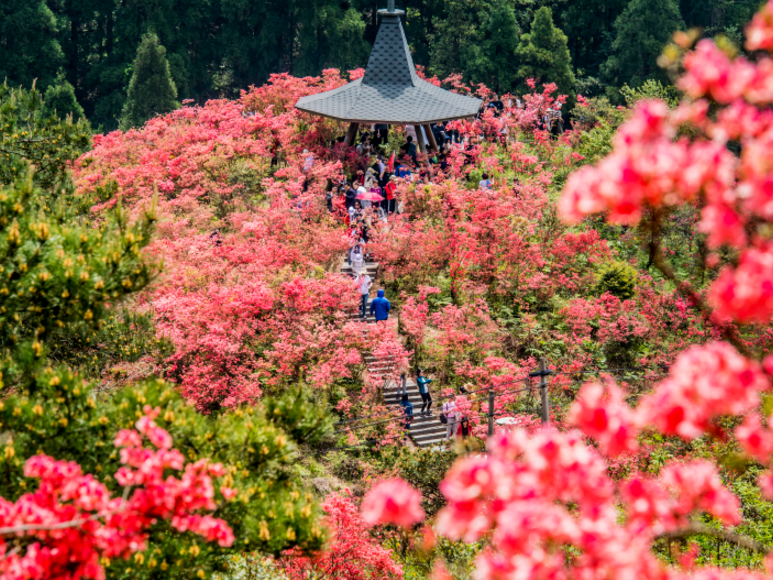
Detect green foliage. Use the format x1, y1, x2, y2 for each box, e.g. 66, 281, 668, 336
595, 261, 638, 300
570, 96, 627, 131
120, 33, 180, 130
558, 0, 629, 90
602, 0, 684, 95
515, 7, 576, 99
12, 0, 767, 130
0, 173, 156, 391
0, 0, 62, 90
0, 376, 330, 579
43, 72, 85, 121
429, 0, 522, 93
0, 83, 91, 190
396, 448, 457, 517
620, 79, 681, 108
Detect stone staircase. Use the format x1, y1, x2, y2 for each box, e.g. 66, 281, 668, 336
382, 375, 448, 448
341, 257, 448, 448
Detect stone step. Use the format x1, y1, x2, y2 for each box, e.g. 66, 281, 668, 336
351, 315, 377, 323
417, 436, 448, 449
412, 428, 449, 441
382, 380, 418, 389
409, 422, 446, 435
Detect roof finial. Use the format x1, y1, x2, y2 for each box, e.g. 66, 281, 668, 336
387, 0, 395, 12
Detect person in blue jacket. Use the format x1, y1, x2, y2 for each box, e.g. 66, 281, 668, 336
399, 394, 414, 444
369, 289, 391, 321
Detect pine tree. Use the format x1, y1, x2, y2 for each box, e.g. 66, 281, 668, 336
516, 7, 577, 98
601, 0, 683, 93
0, 0, 62, 90
43, 72, 85, 121
120, 32, 180, 130
480, 0, 521, 93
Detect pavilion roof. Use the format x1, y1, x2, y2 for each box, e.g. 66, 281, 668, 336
295, 7, 481, 125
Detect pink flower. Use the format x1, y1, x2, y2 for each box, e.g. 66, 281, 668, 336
568, 380, 640, 456
361, 478, 425, 529
636, 342, 769, 439
736, 413, 773, 462
710, 243, 773, 323
746, 1, 773, 51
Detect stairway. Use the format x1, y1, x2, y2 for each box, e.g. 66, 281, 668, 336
341, 260, 379, 323
382, 376, 448, 448
340, 257, 448, 448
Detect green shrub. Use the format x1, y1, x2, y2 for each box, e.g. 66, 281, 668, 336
596, 261, 638, 300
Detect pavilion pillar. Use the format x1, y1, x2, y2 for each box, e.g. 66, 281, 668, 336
416, 125, 427, 154
423, 124, 439, 151
344, 122, 360, 147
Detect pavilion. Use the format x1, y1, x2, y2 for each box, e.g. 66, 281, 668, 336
294, 0, 482, 153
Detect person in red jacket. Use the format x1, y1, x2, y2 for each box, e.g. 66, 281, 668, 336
385, 176, 398, 214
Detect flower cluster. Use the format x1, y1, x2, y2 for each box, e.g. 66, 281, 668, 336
0, 407, 233, 580
361, 478, 425, 529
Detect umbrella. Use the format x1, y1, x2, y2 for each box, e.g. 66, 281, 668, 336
356, 190, 384, 202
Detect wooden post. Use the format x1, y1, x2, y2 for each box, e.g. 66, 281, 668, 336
423, 124, 439, 151
539, 358, 549, 426
344, 122, 359, 147
488, 389, 495, 437
415, 125, 426, 154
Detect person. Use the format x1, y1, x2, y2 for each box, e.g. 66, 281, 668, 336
354, 271, 372, 318
443, 397, 457, 440
303, 149, 314, 172
352, 200, 364, 222
416, 369, 433, 417
369, 289, 391, 322
395, 162, 411, 179
397, 373, 408, 397
357, 184, 370, 210
457, 416, 471, 439
345, 184, 357, 210
479, 173, 492, 189
326, 185, 337, 212
402, 135, 417, 162
385, 176, 398, 214
400, 394, 414, 443
351, 244, 365, 276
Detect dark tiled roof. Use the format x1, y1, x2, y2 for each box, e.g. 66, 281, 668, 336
295, 12, 481, 124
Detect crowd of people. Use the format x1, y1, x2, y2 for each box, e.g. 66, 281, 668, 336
310, 95, 568, 447
398, 372, 473, 444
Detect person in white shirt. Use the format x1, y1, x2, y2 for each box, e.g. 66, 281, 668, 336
351, 244, 365, 276
443, 398, 457, 440
354, 272, 372, 318
479, 173, 492, 189
357, 185, 370, 210
303, 149, 314, 172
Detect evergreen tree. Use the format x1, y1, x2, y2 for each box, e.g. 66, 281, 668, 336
480, 0, 521, 93
0, 83, 91, 191
292, 4, 370, 78
429, 0, 523, 91
429, 0, 494, 82
120, 32, 180, 130
601, 0, 683, 94
0, 0, 63, 89
43, 72, 85, 121
559, 0, 628, 90
516, 7, 576, 98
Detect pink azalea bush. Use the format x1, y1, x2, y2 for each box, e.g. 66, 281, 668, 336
279, 492, 403, 580
361, 478, 425, 529
0, 407, 233, 580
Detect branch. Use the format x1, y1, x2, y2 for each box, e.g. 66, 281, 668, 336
651, 246, 752, 358
0, 515, 94, 536
0, 486, 134, 536
657, 523, 768, 554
